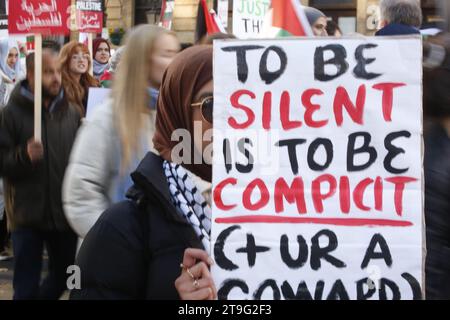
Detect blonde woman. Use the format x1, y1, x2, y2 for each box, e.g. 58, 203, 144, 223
62, 25, 180, 239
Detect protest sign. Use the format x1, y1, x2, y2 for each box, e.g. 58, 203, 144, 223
26, 35, 34, 51
8, 0, 70, 35
76, 0, 103, 34
218, 0, 229, 28
232, 0, 270, 39
0, 0, 7, 32
86, 88, 111, 120
0, 0, 7, 38
75, 0, 103, 75
212, 37, 424, 300
9, 0, 71, 142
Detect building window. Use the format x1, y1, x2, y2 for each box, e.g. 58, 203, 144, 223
310, 0, 356, 9
135, 0, 162, 25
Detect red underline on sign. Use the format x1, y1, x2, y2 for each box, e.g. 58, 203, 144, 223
215, 216, 413, 227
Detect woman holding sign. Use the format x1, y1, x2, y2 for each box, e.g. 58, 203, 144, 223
59, 41, 100, 115
70, 45, 216, 300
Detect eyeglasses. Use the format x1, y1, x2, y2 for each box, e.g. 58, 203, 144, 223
191, 96, 213, 124
71, 54, 90, 61
96, 48, 110, 54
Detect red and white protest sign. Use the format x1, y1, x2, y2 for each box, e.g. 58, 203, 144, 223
76, 0, 103, 33
8, 0, 70, 35
212, 37, 424, 300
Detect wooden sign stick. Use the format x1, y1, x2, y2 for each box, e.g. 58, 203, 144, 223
34, 33, 42, 142
88, 32, 94, 76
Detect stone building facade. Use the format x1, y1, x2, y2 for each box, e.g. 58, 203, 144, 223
100, 0, 443, 43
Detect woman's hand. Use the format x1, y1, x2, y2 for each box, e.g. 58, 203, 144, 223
175, 248, 217, 300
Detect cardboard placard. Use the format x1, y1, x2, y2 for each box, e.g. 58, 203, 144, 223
232, 0, 270, 39
212, 37, 424, 300
8, 0, 70, 35
76, 0, 103, 34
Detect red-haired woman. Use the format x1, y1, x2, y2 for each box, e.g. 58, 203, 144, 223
59, 41, 99, 115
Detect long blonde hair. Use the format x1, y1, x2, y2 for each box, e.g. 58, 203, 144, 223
112, 24, 177, 171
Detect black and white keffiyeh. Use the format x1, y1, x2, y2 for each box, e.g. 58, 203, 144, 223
163, 161, 212, 252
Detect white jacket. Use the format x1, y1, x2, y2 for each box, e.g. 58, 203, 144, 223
62, 101, 156, 238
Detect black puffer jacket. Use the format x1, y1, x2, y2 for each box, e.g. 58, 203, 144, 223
424, 120, 450, 300
0, 80, 81, 231
70, 152, 203, 300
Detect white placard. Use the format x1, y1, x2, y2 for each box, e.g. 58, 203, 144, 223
86, 87, 111, 120
232, 0, 271, 39
218, 0, 229, 28
212, 37, 424, 300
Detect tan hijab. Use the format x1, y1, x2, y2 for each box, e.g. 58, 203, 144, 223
153, 45, 213, 182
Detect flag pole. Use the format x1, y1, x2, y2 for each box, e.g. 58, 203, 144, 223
88, 32, 93, 76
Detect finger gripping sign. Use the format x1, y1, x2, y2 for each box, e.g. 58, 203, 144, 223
8, 0, 71, 35
211, 37, 424, 300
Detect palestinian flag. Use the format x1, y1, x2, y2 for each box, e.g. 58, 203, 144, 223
272, 0, 313, 37
160, 0, 167, 22
159, 0, 174, 30
211, 10, 227, 34
195, 0, 223, 42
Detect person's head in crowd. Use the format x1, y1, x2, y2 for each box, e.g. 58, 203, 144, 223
0, 39, 21, 82
59, 41, 99, 113
112, 24, 180, 170
376, 0, 422, 35
42, 39, 61, 53
199, 32, 237, 45
423, 32, 450, 118
148, 30, 180, 89
6, 47, 18, 70
153, 45, 213, 182
25, 44, 62, 103
99, 46, 125, 88
42, 48, 63, 101
304, 6, 328, 37
92, 38, 111, 79
326, 20, 342, 37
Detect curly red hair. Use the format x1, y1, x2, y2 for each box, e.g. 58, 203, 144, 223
59, 41, 99, 115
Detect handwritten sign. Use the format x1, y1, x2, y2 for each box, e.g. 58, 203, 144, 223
0, 0, 7, 31
0, 17, 7, 31
211, 37, 424, 300
232, 0, 270, 39
8, 0, 70, 35
76, 0, 103, 33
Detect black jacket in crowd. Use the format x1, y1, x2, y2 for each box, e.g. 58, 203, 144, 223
0, 80, 81, 232
424, 120, 450, 300
70, 152, 203, 300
